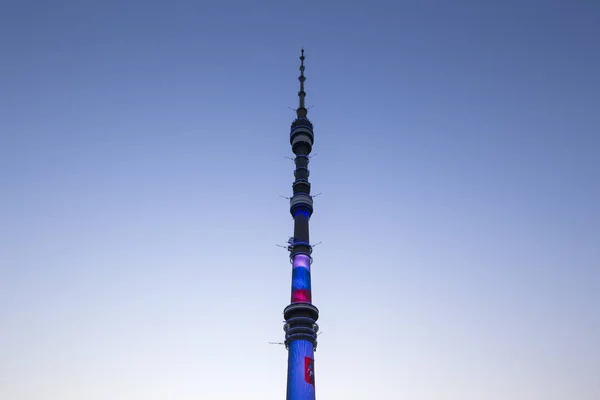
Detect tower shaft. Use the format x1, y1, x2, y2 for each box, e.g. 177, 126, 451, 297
284, 49, 319, 400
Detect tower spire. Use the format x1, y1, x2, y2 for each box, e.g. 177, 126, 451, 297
297, 48, 308, 119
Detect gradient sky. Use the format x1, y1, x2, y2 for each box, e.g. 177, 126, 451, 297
1, 1, 599, 399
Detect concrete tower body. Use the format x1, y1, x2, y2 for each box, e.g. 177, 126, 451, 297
283, 49, 319, 400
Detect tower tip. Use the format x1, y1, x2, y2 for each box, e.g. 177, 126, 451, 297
297, 48, 307, 118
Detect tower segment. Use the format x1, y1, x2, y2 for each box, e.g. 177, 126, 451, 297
284, 49, 319, 400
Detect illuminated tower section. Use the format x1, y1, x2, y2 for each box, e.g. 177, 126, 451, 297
284, 49, 319, 400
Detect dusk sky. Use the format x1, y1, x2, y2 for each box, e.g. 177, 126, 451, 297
1, 1, 599, 399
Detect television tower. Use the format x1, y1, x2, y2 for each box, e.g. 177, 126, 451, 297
283, 49, 319, 400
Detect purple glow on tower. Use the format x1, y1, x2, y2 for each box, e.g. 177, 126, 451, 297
292, 254, 311, 269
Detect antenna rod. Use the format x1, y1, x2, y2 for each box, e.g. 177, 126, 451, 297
296, 48, 308, 119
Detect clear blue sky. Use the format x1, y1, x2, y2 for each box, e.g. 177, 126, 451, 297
1, 1, 599, 399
